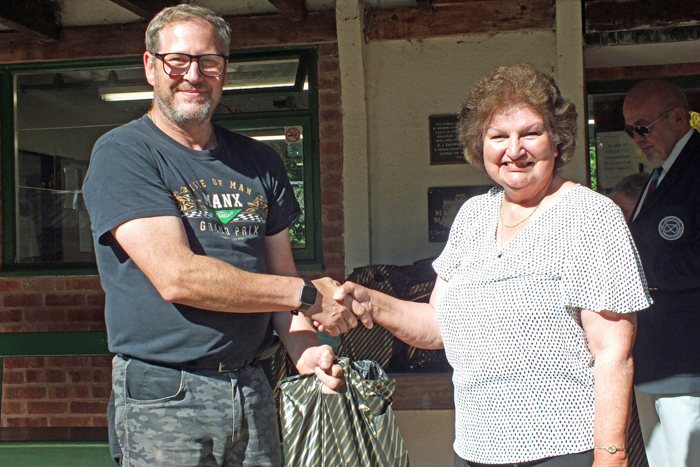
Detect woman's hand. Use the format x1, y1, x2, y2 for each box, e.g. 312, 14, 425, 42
308, 278, 372, 335
333, 279, 445, 350
296, 344, 346, 394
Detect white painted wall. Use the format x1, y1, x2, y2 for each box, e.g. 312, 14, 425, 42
364, 31, 562, 265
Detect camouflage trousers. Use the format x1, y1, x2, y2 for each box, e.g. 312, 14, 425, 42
112, 355, 281, 467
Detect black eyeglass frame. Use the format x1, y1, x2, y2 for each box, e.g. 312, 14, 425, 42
152, 52, 228, 78
624, 107, 675, 138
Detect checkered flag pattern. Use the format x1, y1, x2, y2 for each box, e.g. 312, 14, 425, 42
233, 212, 265, 223
183, 210, 214, 218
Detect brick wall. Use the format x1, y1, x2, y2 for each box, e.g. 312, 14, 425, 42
1, 355, 112, 427
0, 43, 345, 428
0, 277, 106, 334
316, 43, 345, 282
0, 277, 109, 428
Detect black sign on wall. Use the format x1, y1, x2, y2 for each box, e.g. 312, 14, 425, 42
429, 114, 465, 165
428, 185, 493, 242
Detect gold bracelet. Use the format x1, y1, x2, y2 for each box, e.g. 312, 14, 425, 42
594, 445, 626, 454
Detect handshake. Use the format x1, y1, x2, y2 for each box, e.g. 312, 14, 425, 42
300, 277, 372, 337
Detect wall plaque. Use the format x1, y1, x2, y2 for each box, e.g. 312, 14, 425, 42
595, 131, 642, 191
428, 185, 493, 242
429, 114, 465, 165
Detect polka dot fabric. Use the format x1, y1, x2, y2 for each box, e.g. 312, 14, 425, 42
432, 185, 651, 464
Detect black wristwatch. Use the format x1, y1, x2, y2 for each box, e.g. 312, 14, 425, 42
291, 279, 318, 315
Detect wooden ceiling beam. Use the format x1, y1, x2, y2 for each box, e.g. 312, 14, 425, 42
429, 0, 504, 4
0, 0, 59, 42
417, 0, 434, 15
106, 0, 182, 21
268, 0, 307, 22
586, 0, 700, 33
366, 0, 555, 42
0, 11, 337, 64
227, 10, 334, 47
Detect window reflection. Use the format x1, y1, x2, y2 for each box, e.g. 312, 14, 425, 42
10, 53, 315, 267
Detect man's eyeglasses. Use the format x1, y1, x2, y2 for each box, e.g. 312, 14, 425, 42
153, 53, 227, 78
624, 108, 674, 138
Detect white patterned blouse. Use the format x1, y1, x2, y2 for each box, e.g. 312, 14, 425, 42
433, 185, 651, 464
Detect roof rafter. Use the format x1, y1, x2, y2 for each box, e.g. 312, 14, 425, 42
586, 0, 700, 32
0, 0, 59, 42
0, 11, 336, 64
366, 0, 556, 42
268, 0, 307, 22
106, 0, 182, 21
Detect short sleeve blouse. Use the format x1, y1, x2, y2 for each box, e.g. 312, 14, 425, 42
432, 185, 650, 464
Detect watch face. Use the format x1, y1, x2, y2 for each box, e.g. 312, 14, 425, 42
300, 284, 318, 305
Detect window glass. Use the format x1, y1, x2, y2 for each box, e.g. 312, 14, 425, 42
15, 65, 149, 265
231, 126, 307, 249
3, 50, 319, 271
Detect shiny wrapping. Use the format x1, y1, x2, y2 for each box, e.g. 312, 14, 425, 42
278, 358, 410, 467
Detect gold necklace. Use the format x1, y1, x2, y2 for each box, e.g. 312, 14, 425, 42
496, 178, 554, 257
147, 110, 218, 149
499, 194, 545, 228
498, 177, 554, 228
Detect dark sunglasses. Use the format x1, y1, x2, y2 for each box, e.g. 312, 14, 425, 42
624, 108, 674, 138
153, 52, 227, 78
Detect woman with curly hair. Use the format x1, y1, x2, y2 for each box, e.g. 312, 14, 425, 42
334, 63, 651, 467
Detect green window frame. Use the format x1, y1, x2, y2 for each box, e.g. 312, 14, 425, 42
0, 48, 322, 275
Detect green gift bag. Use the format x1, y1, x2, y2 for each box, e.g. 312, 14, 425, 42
278, 357, 410, 467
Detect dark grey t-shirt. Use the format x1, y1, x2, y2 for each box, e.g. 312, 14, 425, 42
83, 116, 301, 364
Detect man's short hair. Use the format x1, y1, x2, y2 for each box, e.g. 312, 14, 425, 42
145, 5, 231, 56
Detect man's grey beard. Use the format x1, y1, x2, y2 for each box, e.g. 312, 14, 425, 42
644, 150, 665, 168
154, 92, 214, 127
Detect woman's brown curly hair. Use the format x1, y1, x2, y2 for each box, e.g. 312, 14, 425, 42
458, 63, 577, 169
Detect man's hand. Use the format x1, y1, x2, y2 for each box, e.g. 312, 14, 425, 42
305, 277, 372, 336
297, 345, 346, 394
312, 280, 374, 334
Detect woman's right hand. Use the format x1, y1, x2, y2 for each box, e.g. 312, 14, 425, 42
333, 282, 374, 326
310, 281, 372, 333
332, 279, 443, 350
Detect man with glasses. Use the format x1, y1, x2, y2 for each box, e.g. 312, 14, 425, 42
623, 79, 700, 467
83, 5, 370, 466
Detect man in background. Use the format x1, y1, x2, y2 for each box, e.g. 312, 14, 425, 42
623, 79, 700, 467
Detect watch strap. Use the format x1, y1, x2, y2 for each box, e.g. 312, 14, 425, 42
292, 279, 317, 315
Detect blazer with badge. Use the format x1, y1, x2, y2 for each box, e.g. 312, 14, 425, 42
629, 129, 700, 394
